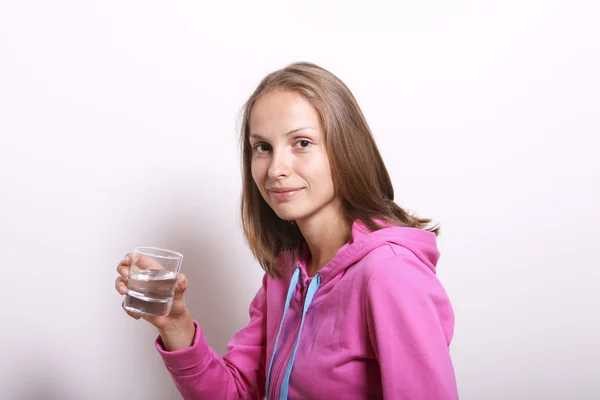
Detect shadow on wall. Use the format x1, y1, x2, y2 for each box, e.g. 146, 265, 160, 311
8, 359, 70, 400
113, 178, 255, 399
152, 198, 249, 356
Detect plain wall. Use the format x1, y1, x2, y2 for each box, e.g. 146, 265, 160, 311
1, 1, 599, 399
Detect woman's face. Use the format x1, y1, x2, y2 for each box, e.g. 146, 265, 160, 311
249, 89, 338, 223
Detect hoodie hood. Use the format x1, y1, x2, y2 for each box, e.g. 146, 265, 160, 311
294, 219, 439, 295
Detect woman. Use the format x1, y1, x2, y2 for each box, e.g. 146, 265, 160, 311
115, 62, 458, 399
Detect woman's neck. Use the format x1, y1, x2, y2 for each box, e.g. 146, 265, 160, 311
296, 200, 351, 276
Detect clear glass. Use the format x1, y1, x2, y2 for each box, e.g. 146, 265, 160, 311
123, 245, 184, 316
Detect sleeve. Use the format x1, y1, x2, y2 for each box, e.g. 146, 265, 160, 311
365, 250, 459, 400
155, 274, 268, 400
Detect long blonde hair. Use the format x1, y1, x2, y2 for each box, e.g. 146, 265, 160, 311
240, 62, 438, 277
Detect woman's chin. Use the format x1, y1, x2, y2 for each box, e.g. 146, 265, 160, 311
272, 207, 305, 222
275, 212, 302, 222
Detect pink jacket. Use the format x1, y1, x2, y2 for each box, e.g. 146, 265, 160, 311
156, 220, 458, 399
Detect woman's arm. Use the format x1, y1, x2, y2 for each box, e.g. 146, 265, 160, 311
366, 250, 459, 399
156, 274, 269, 400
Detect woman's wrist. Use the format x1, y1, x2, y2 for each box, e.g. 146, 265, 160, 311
158, 312, 196, 351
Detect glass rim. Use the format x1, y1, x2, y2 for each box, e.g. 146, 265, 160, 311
133, 245, 183, 260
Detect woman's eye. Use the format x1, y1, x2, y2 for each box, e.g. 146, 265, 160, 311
296, 140, 311, 149
254, 143, 271, 153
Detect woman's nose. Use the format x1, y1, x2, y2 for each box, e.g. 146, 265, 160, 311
268, 150, 292, 179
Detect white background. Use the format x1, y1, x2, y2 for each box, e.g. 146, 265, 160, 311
1, 1, 599, 399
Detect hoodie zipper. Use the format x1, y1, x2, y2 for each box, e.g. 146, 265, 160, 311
268, 278, 309, 399
269, 316, 302, 399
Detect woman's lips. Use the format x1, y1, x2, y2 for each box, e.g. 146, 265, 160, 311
269, 188, 303, 201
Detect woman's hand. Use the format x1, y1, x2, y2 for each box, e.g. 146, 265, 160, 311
115, 254, 196, 351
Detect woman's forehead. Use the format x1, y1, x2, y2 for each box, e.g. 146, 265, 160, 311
250, 91, 322, 137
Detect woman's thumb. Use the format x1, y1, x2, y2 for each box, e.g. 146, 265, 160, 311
172, 273, 188, 304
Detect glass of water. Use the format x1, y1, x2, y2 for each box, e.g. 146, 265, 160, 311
123, 246, 184, 316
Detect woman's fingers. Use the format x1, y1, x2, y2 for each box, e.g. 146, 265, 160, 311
118, 254, 132, 270
117, 265, 129, 279
172, 273, 188, 304
117, 255, 131, 276
115, 276, 128, 295
117, 254, 146, 321
133, 253, 163, 271
116, 254, 131, 294
168, 274, 189, 316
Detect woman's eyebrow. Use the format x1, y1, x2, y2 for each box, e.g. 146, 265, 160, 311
249, 127, 315, 140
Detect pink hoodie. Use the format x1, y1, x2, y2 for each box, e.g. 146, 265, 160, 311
156, 220, 458, 399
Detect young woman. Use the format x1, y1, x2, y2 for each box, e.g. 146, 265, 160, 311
115, 62, 458, 399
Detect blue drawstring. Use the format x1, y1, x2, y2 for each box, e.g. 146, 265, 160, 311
278, 273, 320, 400
265, 268, 299, 397
265, 268, 321, 400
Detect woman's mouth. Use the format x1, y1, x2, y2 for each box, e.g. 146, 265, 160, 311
268, 188, 303, 201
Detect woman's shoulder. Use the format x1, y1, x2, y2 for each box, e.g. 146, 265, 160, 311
353, 238, 439, 285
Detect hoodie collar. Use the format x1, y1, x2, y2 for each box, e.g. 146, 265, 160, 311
293, 219, 439, 283
276, 219, 439, 283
